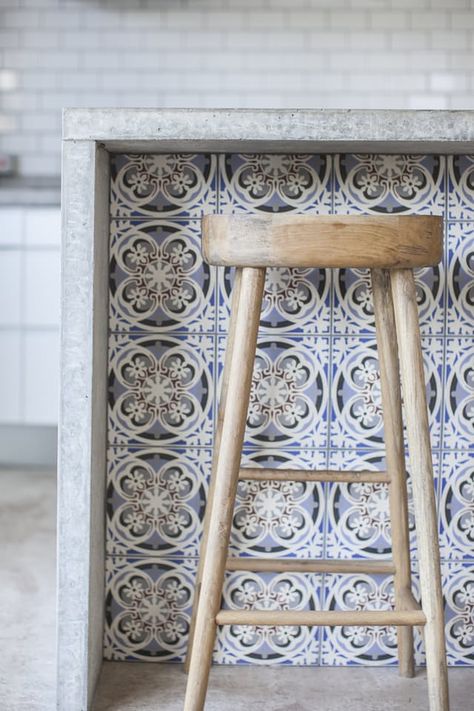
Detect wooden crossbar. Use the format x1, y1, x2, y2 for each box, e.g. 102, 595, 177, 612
225, 558, 396, 574
238, 468, 391, 483
216, 609, 426, 627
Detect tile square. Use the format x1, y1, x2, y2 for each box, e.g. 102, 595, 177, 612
217, 335, 330, 449
110, 153, 217, 218
443, 338, 474, 449
215, 569, 322, 665
446, 222, 474, 335
443, 562, 474, 666
320, 571, 424, 667
0, 251, 21, 326
439, 451, 474, 561
231, 449, 327, 559
108, 333, 214, 447
334, 154, 445, 215
325, 450, 417, 561
447, 155, 474, 220
104, 556, 196, 662
330, 337, 443, 450
109, 220, 216, 333
106, 447, 211, 557
219, 153, 332, 215
217, 265, 331, 335
332, 264, 445, 336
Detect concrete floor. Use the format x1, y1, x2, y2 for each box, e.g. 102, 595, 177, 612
1, 468, 473, 711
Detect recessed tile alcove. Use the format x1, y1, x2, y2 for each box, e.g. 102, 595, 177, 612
58, 110, 474, 711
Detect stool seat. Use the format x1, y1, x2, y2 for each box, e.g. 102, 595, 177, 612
202, 214, 443, 268
184, 214, 449, 711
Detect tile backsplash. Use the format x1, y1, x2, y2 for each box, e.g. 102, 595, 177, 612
104, 153, 474, 667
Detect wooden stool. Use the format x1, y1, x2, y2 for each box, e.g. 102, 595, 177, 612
184, 215, 449, 711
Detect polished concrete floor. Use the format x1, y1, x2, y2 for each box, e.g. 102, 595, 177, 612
1, 468, 473, 711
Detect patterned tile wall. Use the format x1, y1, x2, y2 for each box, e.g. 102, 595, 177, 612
104, 153, 474, 668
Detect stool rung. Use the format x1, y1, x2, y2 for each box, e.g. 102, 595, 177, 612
238, 467, 390, 484
225, 558, 396, 575
216, 609, 426, 627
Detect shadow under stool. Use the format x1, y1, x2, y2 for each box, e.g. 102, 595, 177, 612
184, 214, 450, 711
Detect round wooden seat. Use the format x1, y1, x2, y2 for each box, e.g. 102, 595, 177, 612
202, 214, 443, 268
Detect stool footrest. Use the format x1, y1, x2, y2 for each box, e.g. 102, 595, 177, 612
216, 609, 426, 627
225, 558, 396, 574
238, 467, 390, 483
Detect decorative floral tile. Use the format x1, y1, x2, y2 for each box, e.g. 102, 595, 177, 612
443, 338, 474, 449
109, 220, 216, 333
332, 264, 445, 336
108, 333, 214, 446
104, 556, 196, 662
106, 447, 211, 557
439, 451, 474, 561
219, 153, 332, 215
446, 222, 474, 336
444, 563, 474, 666
334, 154, 445, 215
330, 337, 443, 450
230, 449, 326, 559
447, 155, 474, 220
216, 336, 330, 449
320, 571, 424, 666
214, 569, 321, 665
325, 450, 417, 561
110, 153, 217, 218
217, 265, 331, 335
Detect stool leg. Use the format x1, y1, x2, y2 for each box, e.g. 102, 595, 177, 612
184, 267, 265, 711
184, 269, 243, 672
390, 268, 449, 711
371, 269, 415, 678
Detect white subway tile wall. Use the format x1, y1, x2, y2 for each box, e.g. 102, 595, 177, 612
0, 207, 60, 425
1, 0, 474, 176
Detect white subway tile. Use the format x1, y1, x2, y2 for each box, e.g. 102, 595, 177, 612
24, 250, 61, 327
0, 331, 22, 424
24, 208, 61, 248
0, 251, 21, 326
23, 330, 59, 425
0, 209, 23, 246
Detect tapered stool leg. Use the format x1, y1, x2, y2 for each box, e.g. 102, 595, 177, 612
184, 267, 265, 711
390, 268, 449, 711
184, 269, 243, 672
371, 269, 415, 678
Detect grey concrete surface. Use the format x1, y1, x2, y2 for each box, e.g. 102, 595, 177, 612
63, 108, 474, 153
94, 663, 473, 711
0, 469, 56, 711
0, 468, 473, 710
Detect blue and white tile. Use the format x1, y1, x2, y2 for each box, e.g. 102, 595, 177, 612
320, 571, 424, 666
230, 449, 326, 559
325, 450, 418, 561
446, 222, 474, 336
444, 563, 474, 666
109, 220, 216, 333
447, 155, 474, 220
104, 557, 196, 662
330, 337, 443, 450
332, 264, 445, 336
216, 336, 330, 449
108, 333, 214, 447
214, 569, 321, 665
439, 451, 474, 561
443, 338, 474, 450
217, 265, 332, 335
334, 154, 445, 215
110, 153, 217, 218
106, 447, 211, 557
219, 153, 332, 215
